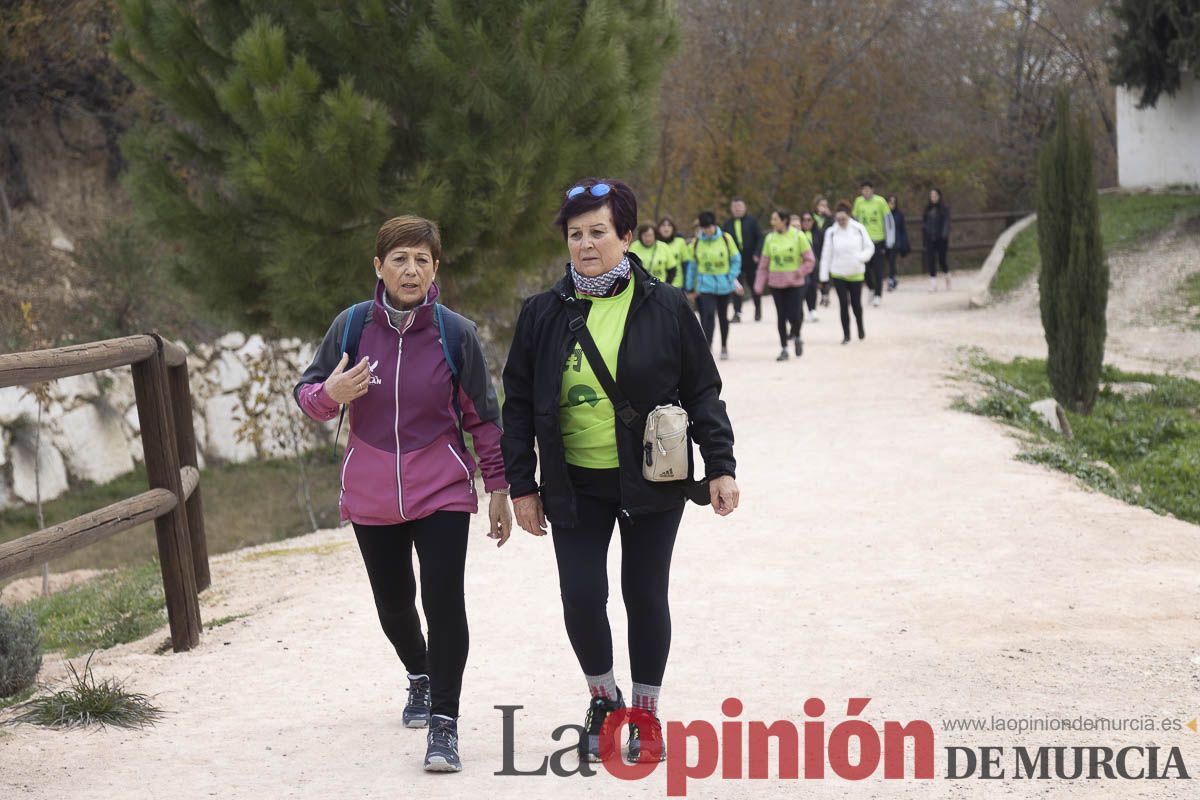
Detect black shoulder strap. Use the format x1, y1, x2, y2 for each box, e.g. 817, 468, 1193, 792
562, 302, 641, 431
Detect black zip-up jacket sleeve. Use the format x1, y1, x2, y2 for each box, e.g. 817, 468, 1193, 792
500, 297, 540, 499
673, 294, 736, 480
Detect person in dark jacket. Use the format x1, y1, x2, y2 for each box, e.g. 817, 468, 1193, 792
799, 211, 826, 321
295, 215, 511, 774
922, 188, 952, 291
885, 195, 911, 291
722, 197, 763, 323
501, 177, 739, 764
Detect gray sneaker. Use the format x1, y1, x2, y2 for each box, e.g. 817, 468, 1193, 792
403, 675, 431, 729
424, 715, 462, 772
580, 690, 625, 762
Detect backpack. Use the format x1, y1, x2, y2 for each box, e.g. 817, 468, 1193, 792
332, 299, 468, 449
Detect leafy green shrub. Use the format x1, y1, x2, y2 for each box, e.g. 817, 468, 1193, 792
0, 605, 43, 698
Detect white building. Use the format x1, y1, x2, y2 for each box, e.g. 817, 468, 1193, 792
1116, 72, 1200, 189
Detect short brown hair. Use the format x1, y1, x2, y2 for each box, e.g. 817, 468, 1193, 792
375, 215, 442, 262
835, 199, 853, 214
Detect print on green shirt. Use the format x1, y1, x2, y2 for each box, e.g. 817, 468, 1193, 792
762, 227, 810, 273
559, 283, 635, 468
852, 195, 890, 242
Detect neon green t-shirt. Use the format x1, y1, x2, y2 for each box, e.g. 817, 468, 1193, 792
694, 233, 736, 275
667, 237, 689, 287
761, 227, 811, 273
852, 195, 890, 242
629, 240, 670, 283
560, 283, 635, 468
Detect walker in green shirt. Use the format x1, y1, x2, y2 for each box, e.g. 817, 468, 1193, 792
852, 195, 890, 242
761, 227, 810, 272
559, 283, 635, 469
693, 233, 735, 275
629, 240, 670, 283
667, 237, 689, 287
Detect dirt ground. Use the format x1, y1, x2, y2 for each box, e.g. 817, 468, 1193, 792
2, 247, 1199, 798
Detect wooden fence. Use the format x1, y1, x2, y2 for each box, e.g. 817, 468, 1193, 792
906, 210, 1034, 256
0, 335, 209, 652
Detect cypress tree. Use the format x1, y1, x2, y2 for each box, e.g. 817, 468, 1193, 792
1037, 91, 1108, 415
112, 1, 679, 336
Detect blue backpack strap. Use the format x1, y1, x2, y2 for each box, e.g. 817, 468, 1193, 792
333, 300, 373, 452
434, 303, 468, 447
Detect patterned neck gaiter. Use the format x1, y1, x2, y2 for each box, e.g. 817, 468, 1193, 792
570, 255, 632, 297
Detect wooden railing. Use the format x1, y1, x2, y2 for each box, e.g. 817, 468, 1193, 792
0, 335, 209, 652
908, 210, 1034, 255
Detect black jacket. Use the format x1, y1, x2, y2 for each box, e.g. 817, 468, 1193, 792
893, 210, 911, 256
501, 257, 736, 526
722, 214, 764, 264
922, 203, 951, 242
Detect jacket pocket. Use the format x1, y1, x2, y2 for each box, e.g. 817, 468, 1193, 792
340, 437, 400, 522
400, 434, 477, 516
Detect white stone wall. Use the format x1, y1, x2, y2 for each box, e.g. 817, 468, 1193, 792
0, 335, 328, 510
1117, 73, 1200, 189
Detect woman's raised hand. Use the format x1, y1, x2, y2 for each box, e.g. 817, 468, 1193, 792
709, 475, 740, 516
513, 494, 548, 536
325, 352, 371, 404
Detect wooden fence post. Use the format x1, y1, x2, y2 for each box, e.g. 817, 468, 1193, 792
168, 360, 211, 592
132, 339, 202, 651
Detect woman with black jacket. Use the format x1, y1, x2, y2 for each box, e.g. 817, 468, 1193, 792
885, 195, 910, 291
922, 188, 952, 291
501, 178, 739, 764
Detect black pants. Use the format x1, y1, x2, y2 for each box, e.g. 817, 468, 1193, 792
353, 512, 470, 717
697, 292, 732, 348
551, 468, 683, 686
886, 248, 899, 281
771, 286, 803, 347
733, 266, 761, 317
925, 239, 949, 275
804, 275, 819, 312
864, 241, 887, 297
833, 278, 865, 340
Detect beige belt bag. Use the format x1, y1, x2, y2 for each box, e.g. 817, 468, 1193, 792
642, 404, 690, 482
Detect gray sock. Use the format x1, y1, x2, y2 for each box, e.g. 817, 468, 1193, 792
631, 682, 660, 716
585, 670, 620, 701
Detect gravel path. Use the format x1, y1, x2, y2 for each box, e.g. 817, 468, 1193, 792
2, 259, 1199, 799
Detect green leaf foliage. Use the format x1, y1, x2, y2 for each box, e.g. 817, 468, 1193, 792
1110, 0, 1200, 109
113, 0, 679, 335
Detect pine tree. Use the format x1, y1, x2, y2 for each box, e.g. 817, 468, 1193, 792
1110, 0, 1200, 109
1037, 91, 1108, 415
112, 1, 679, 335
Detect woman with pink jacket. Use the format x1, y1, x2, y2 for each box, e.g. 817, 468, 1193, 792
754, 209, 816, 361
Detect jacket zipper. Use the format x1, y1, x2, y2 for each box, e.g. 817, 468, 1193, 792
341, 447, 355, 494
447, 443, 474, 494
385, 307, 417, 521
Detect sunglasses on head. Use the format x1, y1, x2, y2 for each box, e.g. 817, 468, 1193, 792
566, 183, 612, 200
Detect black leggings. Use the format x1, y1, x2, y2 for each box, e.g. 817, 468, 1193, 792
925, 239, 949, 275
697, 292, 732, 348
551, 471, 683, 686
833, 278, 865, 339
771, 286, 803, 347
886, 248, 899, 281
353, 512, 469, 717
865, 242, 887, 297
804, 276, 819, 312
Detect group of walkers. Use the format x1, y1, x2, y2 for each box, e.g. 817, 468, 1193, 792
627, 183, 954, 359
291, 176, 955, 775
295, 179, 738, 774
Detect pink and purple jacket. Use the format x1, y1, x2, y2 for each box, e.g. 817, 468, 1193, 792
293, 281, 506, 525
